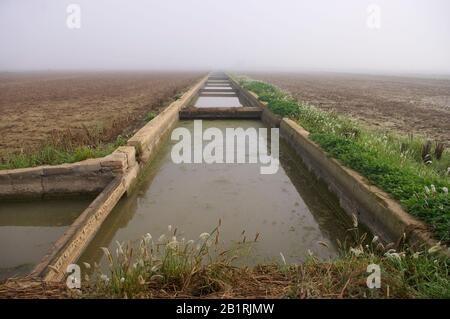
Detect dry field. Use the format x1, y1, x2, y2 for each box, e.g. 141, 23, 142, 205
246, 72, 450, 144
0, 71, 204, 156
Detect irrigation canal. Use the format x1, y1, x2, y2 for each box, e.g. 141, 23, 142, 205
0, 72, 360, 280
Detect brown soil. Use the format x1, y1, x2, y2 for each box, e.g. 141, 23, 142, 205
0, 71, 204, 156
245, 72, 450, 144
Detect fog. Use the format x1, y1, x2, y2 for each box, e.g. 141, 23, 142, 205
1, 0, 449, 74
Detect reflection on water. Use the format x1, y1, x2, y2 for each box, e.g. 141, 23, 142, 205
203, 86, 234, 90
194, 97, 242, 108
80, 120, 358, 269
0, 198, 91, 280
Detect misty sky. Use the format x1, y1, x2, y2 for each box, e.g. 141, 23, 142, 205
1, 0, 449, 74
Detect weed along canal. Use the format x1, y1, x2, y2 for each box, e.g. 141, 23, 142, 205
79, 119, 356, 269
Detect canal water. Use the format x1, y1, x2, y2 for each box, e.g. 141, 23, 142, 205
0, 198, 91, 280
79, 120, 356, 269
194, 96, 242, 108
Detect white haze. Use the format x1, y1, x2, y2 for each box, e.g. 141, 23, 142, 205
1, 0, 449, 75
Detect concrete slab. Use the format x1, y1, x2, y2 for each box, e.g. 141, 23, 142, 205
180, 107, 262, 119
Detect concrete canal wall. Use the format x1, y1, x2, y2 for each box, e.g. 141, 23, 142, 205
229, 76, 439, 250
278, 119, 434, 246
30, 76, 208, 281
127, 76, 207, 163
0, 154, 122, 200
179, 107, 262, 119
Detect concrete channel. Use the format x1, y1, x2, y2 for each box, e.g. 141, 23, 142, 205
0, 72, 439, 282
78, 119, 356, 270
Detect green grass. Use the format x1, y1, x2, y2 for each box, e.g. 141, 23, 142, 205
287, 241, 450, 299
0, 135, 127, 170
238, 76, 450, 242
145, 111, 157, 122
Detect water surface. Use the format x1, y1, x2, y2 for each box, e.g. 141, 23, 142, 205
79, 120, 356, 268
0, 198, 91, 279
194, 97, 242, 108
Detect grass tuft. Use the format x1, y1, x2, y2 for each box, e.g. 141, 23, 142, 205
77, 226, 450, 299
83, 223, 254, 298
0, 135, 127, 170
145, 111, 157, 122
